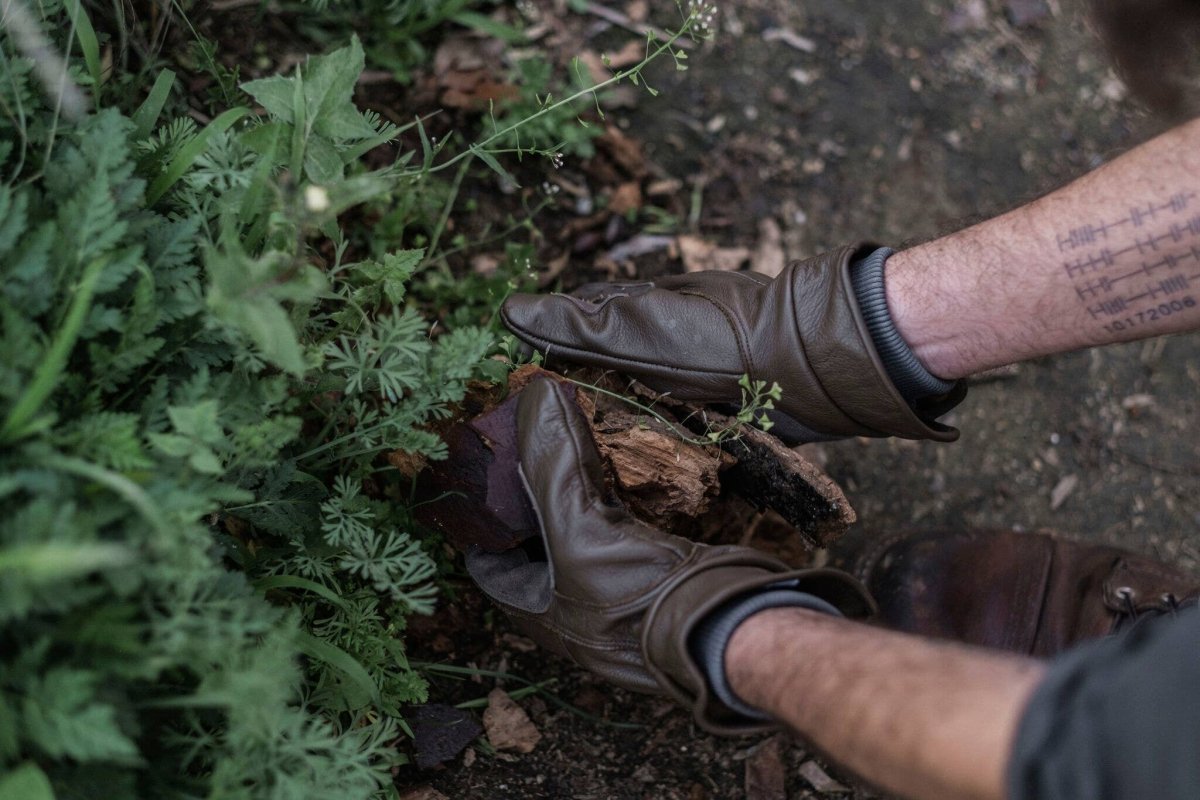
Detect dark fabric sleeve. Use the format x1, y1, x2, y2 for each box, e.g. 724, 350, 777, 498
1008, 606, 1200, 800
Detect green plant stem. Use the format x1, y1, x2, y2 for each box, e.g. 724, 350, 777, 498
1, 255, 107, 443
562, 377, 720, 447
419, 156, 471, 272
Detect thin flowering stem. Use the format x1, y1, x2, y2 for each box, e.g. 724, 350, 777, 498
424, 11, 705, 176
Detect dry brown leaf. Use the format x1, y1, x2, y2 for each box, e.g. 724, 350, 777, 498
605, 39, 646, 69
433, 35, 504, 76
745, 734, 787, 800
433, 35, 516, 110
596, 126, 647, 177
441, 75, 519, 110
387, 449, 428, 479
751, 217, 786, 277
483, 688, 542, 753
678, 235, 750, 272
576, 51, 611, 85
609, 181, 643, 215
625, 0, 648, 22
471, 253, 501, 276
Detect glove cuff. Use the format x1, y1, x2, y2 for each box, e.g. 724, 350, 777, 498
688, 586, 843, 721
850, 247, 956, 402
642, 556, 875, 736
784, 243, 967, 441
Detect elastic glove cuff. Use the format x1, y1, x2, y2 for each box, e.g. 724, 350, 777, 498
850, 246, 956, 402
689, 586, 842, 720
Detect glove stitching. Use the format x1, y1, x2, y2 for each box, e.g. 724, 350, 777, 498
500, 604, 644, 652
547, 382, 698, 610
783, 262, 878, 434
676, 288, 756, 379
501, 313, 747, 377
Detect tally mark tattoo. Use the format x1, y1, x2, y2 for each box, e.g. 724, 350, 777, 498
1058, 192, 1200, 334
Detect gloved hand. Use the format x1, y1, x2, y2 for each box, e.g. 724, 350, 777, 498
501, 243, 964, 443
465, 378, 875, 735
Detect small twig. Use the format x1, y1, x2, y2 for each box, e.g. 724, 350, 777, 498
581, 1, 695, 50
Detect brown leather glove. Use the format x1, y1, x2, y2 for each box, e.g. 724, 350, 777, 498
501, 243, 964, 443
465, 378, 875, 735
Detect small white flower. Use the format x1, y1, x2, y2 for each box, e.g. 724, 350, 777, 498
304, 185, 330, 212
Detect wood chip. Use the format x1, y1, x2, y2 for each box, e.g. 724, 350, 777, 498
762, 27, 817, 53
483, 688, 542, 753
596, 416, 727, 524
1121, 393, 1155, 413
646, 177, 684, 196
1050, 474, 1079, 511
799, 760, 848, 794
751, 218, 786, 278
744, 734, 786, 800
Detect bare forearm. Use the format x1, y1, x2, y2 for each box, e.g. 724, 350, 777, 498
726, 608, 1045, 800
888, 117, 1200, 379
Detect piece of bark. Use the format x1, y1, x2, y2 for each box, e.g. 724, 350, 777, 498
414, 366, 854, 552
745, 734, 787, 800
713, 418, 855, 549
594, 409, 731, 525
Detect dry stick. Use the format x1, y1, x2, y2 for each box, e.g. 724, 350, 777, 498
0, 0, 88, 120
581, 1, 695, 50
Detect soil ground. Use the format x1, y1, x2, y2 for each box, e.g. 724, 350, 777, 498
398, 1, 1200, 797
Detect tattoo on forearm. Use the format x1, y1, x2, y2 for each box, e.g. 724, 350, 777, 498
1058, 191, 1200, 334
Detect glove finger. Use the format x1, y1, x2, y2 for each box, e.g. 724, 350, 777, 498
515, 378, 689, 599
500, 290, 743, 392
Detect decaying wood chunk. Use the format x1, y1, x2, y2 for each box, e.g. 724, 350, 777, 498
412, 366, 854, 553
593, 409, 733, 527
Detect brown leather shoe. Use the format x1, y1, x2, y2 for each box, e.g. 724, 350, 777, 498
835, 527, 1200, 657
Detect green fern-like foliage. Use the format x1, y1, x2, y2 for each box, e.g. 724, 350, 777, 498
0, 16, 496, 799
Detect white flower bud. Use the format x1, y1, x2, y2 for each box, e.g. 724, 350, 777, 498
304, 185, 331, 213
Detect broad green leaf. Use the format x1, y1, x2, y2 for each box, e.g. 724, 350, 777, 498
0, 763, 55, 800
240, 75, 295, 123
